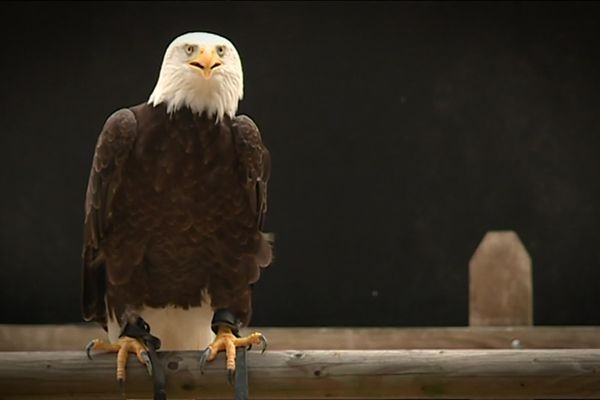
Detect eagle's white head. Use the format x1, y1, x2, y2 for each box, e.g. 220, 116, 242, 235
148, 32, 244, 121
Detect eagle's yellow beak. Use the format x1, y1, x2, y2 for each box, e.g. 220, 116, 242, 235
189, 47, 222, 79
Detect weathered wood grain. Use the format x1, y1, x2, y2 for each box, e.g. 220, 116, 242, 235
1, 350, 600, 399
3, 324, 600, 351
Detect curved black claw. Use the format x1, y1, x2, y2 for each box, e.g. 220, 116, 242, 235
227, 368, 235, 386
117, 378, 126, 399
247, 334, 268, 353
260, 335, 268, 354
85, 340, 95, 360
199, 347, 212, 374
141, 351, 152, 376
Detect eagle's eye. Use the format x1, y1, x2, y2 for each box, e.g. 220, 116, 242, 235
184, 45, 195, 55
216, 45, 226, 57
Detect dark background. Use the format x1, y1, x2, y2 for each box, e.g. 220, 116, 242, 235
1, 1, 599, 327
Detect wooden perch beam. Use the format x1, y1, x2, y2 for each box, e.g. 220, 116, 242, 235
1, 350, 600, 399
4, 325, 600, 351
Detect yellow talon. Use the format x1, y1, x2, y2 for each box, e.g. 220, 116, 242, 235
200, 327, 266, 375
86, 336, 151, 382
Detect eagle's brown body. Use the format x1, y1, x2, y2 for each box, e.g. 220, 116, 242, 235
82, 103, 271, 331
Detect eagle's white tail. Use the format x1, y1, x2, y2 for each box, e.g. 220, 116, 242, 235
107, 305, 215, 350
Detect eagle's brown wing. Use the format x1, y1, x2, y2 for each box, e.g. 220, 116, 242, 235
232, 115, 271, 231
81, 109, 138, 327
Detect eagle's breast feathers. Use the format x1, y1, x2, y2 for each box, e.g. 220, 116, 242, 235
82, 103, 271, 330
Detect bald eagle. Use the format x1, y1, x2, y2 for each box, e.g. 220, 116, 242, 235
82, 32, 272, 391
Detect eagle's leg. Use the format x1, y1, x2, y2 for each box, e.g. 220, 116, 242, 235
85, 336, 152, 383
199, 309, 267, 383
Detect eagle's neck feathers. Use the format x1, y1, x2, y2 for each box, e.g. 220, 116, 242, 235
148, 66, 242, 122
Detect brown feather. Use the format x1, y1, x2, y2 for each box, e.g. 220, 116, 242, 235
82, 103, 272, 328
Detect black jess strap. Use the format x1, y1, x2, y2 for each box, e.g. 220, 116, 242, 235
211, 309, 249, 400
120, 317, 166, 400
